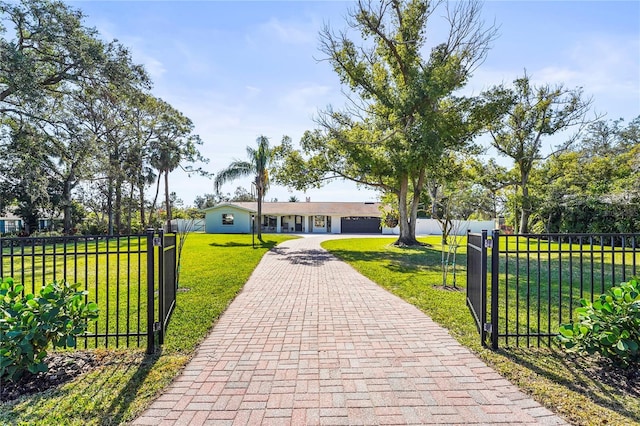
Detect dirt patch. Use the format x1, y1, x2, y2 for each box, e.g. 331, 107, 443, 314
432, 285, 464, 292
0, 351, 107, 402
575, 356, 640, 398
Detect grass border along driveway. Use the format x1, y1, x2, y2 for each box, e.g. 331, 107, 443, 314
322, 236, 639, 426
0, 233, 295, 426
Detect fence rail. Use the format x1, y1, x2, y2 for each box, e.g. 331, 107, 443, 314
467, 231, 640, 349
0, 230, 176, 353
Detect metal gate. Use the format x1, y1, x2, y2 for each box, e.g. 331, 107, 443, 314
467, 230, 640, 349
466, 231, 494, 346
1, 229, 177, 354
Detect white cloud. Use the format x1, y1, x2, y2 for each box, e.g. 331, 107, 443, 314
566, 36, 639, 95
463, 34, 639, 121
170, 41, 212, 75
138, 54, 166, 80
532, 66, 581, 87
89, 18, 167, 80
259, 17, 315, 45
279, 84, 332, 114
245, 86, 262, 97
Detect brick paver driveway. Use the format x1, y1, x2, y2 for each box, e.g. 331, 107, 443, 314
133, 235, 566, 425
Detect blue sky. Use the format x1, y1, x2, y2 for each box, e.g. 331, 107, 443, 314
70, 1, 640, 206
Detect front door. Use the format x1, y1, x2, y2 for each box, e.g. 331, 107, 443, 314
295, 215, 302, 232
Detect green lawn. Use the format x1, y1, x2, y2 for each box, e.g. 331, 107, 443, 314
2, 235, 152, 349
322, 236, 639, 426
493, 235, 639, 347
2, 233, 637, 425
0, 233, 296, 426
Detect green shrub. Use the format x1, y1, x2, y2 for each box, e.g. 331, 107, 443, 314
557, 277, 640, 365
0, 277, 99, 381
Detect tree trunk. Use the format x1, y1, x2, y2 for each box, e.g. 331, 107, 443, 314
139, 182, 146, 229
394, 175, 420, 246
148, 172, 162, 226
256, 181, 263, 241
115, 179, 122, 235
492, 191, 498, 219
62, 178, 73, 234
429, 184, 439, 218
23, 212, 38, 235
127, 181, 134, 234
519, 200, 531, 234
164, 169, 172, 232
519, 171, 531, 234
107, 180, 114, 236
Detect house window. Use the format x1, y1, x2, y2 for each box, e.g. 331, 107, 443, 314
314, 215, 325, 227
222, 213, 234, 225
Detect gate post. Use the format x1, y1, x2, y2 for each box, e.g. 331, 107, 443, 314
146, 228, 155, 354
480, 230, 488, 346
491, 229, 500, 349
158, 229, 165, 345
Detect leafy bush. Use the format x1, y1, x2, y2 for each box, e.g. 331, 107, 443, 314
0, 277, 99, 381
557, 278, 640, 365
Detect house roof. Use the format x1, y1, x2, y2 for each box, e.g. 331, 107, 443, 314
204, 202, 382, 217
0, 210, 21, 220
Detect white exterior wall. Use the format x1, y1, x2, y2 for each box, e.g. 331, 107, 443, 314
331, 216, 341, 234
205, 206, 252, 233
381, 224, 399, 235
382, 219, 497, 236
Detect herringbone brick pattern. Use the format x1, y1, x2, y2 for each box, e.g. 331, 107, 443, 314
133, 236, 566, 425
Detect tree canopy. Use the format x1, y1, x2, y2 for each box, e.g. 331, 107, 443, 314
482, 73, 594, 233
273, 0, 497, 245
0, 0, 207, 235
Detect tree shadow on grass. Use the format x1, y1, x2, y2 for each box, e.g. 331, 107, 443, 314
0, 349, 161, 426
208, 239, 279, 249
328, 247, 449, 275
100, 351, 162, 425
500, 347, 640, 423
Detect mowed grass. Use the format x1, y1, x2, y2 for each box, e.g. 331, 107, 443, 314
322, 236, 639, 426
2, 235, 152, 349
0, 233, 295, 426
493, 236, 640, 346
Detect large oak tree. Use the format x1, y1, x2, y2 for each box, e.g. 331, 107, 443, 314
274, 0, 496, 245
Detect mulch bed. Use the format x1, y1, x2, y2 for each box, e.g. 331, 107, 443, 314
0, 351, 104, 402
574, 356, 640, 398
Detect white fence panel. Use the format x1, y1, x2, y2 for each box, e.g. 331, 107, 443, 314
169, 218, 206, 233
382, 219, 496, 236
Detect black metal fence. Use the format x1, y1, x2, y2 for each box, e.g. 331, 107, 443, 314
467, 231, 640, 349
0, 230, 177, 353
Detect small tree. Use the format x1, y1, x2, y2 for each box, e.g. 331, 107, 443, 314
433, 188, 471, 289
482, 73, 594, 233
174, 218, 199, 287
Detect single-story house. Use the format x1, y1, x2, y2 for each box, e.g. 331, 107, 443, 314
0, 211, 23, 235
203, 201, 383, 234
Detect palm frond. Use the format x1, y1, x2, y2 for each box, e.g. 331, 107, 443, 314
213, 161, 254, 193
214, 136, 274, 197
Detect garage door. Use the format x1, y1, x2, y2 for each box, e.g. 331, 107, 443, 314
340, 216, 381, 234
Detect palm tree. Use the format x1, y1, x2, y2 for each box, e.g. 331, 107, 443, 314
214, 136, 272, 240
